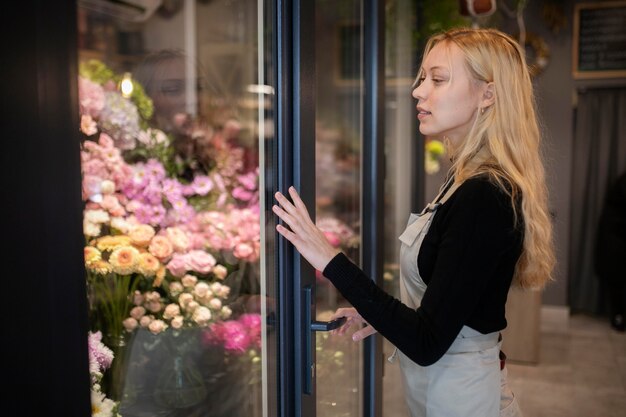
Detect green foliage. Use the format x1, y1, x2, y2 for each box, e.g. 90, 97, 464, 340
79, 59, 115, 84
80, 59, 154, 123
418, 0, 469, 43
129, 81, 154, 121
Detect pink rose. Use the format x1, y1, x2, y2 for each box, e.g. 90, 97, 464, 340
234, 243, 254, 259
166, 254, 187, 277
130, 306, 146, 320
186, 250, 216, 274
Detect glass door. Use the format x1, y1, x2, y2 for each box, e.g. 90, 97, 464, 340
76, 1, 276, 416
74, 0, 403, 416
314, 0, 364, 415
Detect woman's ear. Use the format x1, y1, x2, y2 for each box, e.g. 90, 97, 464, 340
481, 82, 496, 109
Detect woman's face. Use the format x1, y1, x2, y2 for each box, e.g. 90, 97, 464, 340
150, 58, 191, 129
412, 42, 485, 148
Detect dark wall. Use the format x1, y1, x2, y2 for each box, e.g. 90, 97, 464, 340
502, 0, 626, 307
3, 1, 91, 415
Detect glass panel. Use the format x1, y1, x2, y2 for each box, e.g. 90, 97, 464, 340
382, 1, 422, 416
314, 1, 363, 415
77, 1, 274, 416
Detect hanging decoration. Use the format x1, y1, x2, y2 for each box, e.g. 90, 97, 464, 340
459, 0, 498, 19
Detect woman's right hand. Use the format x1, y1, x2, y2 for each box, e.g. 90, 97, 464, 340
330, 307, 377, 342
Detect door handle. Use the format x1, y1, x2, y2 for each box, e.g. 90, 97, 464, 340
303, 286, 347, 394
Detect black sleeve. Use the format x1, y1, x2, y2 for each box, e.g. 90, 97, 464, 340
322, 179, 517, 366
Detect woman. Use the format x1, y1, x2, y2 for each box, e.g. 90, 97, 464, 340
273, 28, 554, 417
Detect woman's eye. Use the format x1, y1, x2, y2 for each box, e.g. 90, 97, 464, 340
432, 79, 444, 84
417, 77, 426, 85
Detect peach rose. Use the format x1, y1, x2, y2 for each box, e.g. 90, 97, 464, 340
129, 224, 156, 247
171, 316, 184, 329
166, 227, 190, 253
123, 317, 138, 332
213, 265, 228, 280
148, 235, 173, 260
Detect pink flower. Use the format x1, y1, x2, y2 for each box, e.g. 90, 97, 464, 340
130, 306, 146, 320
191, 175, 213, 196
234, 243, 254, 259
87, 331, 114, 372
78, 77, 105, 118
186, 250, 216, 275
323, 231, 341, 247
205, 321, 250, 353
166, 254, 187, 277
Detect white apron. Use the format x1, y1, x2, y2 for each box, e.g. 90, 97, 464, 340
391, 179, 522, 417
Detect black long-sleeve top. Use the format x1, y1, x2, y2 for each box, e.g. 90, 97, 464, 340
322, 176, 524, 366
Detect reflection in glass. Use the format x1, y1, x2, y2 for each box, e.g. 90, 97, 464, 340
382, 1, 421, 416
315, 0, 363, 415
77, 1, 270, 416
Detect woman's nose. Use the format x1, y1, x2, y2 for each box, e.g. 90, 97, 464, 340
412, 85, 423, 101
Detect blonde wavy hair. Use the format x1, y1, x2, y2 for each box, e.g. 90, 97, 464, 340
418, 27, 555, 289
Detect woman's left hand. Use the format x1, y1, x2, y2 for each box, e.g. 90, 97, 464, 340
273, 186, 341, 272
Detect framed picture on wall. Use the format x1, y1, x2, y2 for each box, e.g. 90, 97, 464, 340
572, 1, 626, 79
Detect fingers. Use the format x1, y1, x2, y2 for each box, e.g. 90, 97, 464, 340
330, 307, 359, 321
352, 325, 377, 342
275, 224, 297, 244
272, 204, 300, 234
274, 191, 298, 217
288, 187, 314, 225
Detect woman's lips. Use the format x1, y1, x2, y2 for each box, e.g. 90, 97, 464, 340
417, 109, 431, 120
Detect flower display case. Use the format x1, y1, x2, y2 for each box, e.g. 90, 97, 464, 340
79, 54, 263, 415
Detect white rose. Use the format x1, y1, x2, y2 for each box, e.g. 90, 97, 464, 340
171, 315, 184, 329
163, 303, 181, 319
181, 274, 198, 288
192, 306, 212, 326
178, 293, 194, 309
100, 180, 115, 194
209, 298, 222, 310
187, 301, 199, 313
148, 319, 167, 334
213, 265, 228, 280
220, 306, 232, 319
194, 282, 211, 299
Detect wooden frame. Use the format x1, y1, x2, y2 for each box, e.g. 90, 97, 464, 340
573, 1, 626, 79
